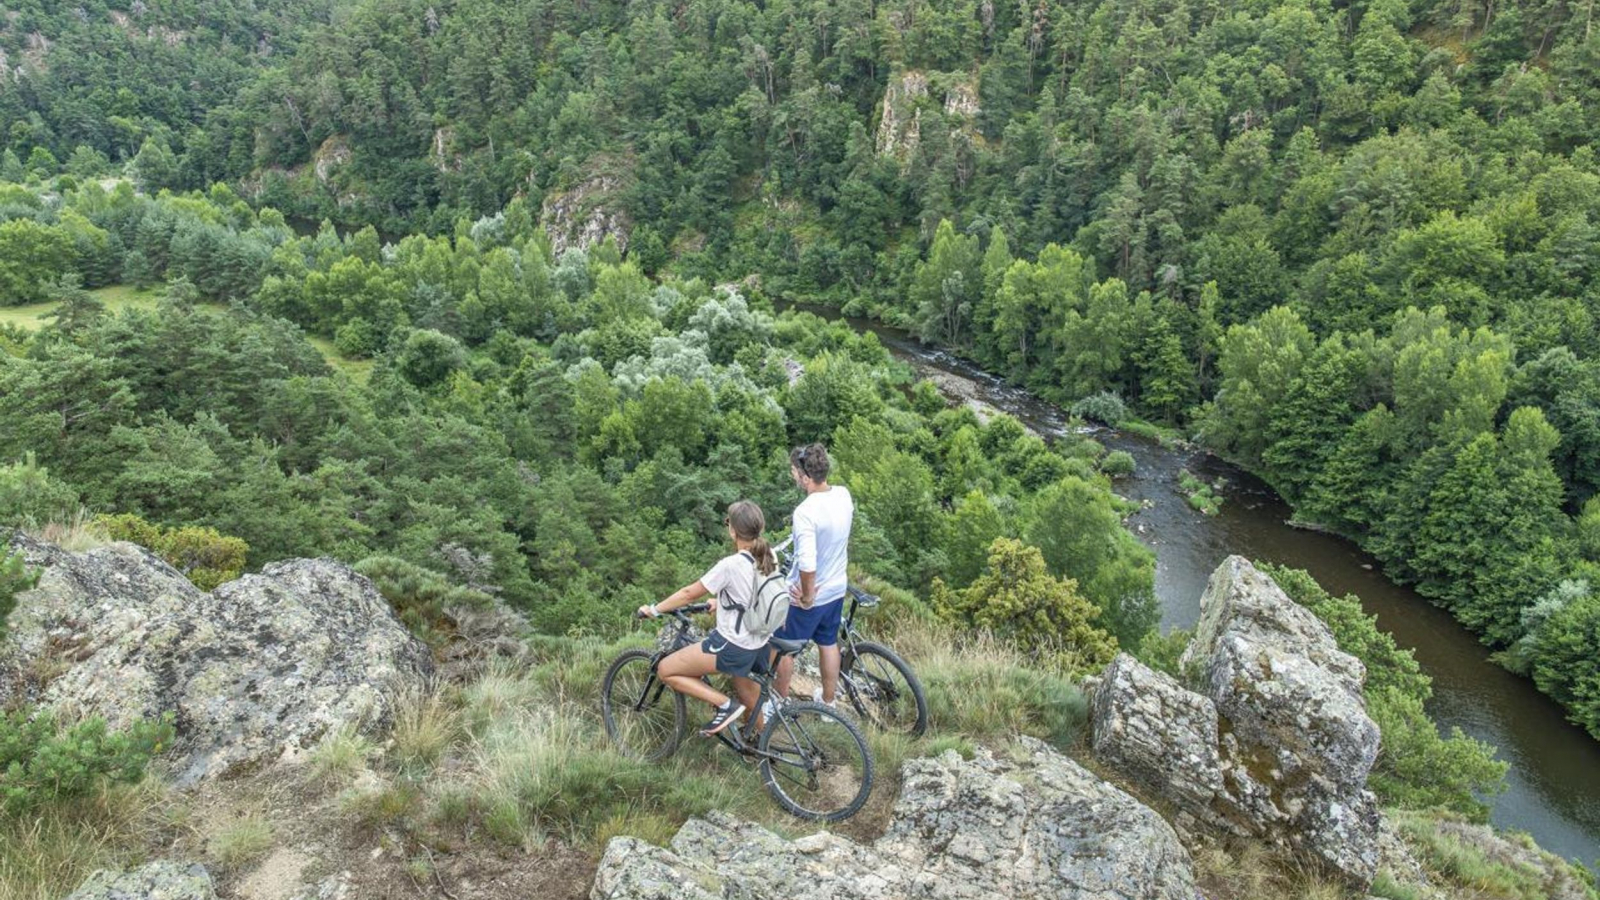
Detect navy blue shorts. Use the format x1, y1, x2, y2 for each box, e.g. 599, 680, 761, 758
776, 600, 844, 647
702, 634, 769, 678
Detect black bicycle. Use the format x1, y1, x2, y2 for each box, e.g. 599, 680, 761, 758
772, 537, 930, 738
600, 603, 875, 822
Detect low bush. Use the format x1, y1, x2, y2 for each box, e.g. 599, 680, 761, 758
1, 542, 39, 641
96, 514, 247, 590
355, 555, 496, 647
1069, 391, 1127, 427
0, 711, 173, 815
1099, 450, 1137, 478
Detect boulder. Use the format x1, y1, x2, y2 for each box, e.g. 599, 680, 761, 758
66, 861, 215, 900
593, 738, 1200, 900
1090, 653, 1236, 834
1, 533, 433, 784
1093, 556, 1382, 887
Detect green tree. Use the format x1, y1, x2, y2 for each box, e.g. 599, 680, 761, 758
933, 537, 1118, 672
0, 220, 74, 306
1023, 477, 1158, 646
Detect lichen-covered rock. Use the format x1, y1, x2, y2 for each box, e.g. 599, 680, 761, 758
1094, 556, 1381, 886
593, 738, 1199, 900
67, 860, 215, 900
1, 533, 433, 784
882, 737, 1198, 899
943, 79, 981, 119
1091, 653, 1236, 834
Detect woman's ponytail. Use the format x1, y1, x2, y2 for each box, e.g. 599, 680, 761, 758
749, 537, 776, 576
725, 499, 775, 574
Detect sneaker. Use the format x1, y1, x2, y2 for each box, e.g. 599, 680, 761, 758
810, 686, 838, 709
700, 700, 747, 736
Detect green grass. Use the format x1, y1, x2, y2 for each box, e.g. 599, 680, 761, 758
2, 285, 169, 330
1, 283, 373, 383
306, 336, 375, 383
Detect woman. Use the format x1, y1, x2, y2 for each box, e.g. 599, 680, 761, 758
638, 500, 776, 736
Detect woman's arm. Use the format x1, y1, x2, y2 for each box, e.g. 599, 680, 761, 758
639, 580, 710, 618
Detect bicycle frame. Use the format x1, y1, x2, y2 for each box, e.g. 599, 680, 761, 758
636, 606, 823, 769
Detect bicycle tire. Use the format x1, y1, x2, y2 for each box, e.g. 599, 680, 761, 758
842, 641, 929, 737
758, 700, 874, 822
601, 649, 685, 762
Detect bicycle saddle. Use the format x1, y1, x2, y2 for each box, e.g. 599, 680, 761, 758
768, 636, 808, 657
848, 585, 880, 607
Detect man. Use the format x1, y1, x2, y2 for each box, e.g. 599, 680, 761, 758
774, 443, 854, 706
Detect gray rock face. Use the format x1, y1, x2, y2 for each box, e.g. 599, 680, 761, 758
1, 533, 433, 783
1091, 653, 1233, 833
1093, 556, 1382, 887
540, 172, 631, 256
593, 738, 1199, 900
67, 861, 215, 900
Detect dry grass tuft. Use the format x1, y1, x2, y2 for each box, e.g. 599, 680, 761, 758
27, 509, 110, 552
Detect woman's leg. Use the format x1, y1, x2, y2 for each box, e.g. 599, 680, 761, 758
658, 645, 729, 708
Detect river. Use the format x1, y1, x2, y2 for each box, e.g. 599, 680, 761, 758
795, 303, 1600, 871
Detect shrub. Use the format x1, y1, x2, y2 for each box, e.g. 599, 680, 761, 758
1178, 470, 1223, 515
1069, 391, 1127, 427
0, 454, 81, 528
1133, 627, 1191, 677
1, 544, 38, 642
95, 514, 247, 590
1099, 450, 1137, 478
355, 556, 495, 647
932, 537, 1118, 673
0, 711, 174, 814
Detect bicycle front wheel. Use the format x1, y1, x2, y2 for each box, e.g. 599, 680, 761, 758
758, 701, 874, 822
601, 649, 685, 762
842, 641, 929, 737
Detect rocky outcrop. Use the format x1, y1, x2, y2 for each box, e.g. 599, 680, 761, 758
1, 534, 433, 784
876, 71, 928, 158
1092, 556, 1382, 887
539, 168, 632, 257
67, 861, 215, 900
1091, 653, 1231, 831
593, 737, 1199, 900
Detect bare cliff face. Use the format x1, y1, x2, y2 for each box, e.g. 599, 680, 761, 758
0, 532, 433, 785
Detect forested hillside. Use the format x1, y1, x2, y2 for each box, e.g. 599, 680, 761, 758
4, 0, 1600, 776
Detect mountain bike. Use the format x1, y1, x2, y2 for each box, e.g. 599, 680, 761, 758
600, 603, 875, 822
772, 537, 929, 738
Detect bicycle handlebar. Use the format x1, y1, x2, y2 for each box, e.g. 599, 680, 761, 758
636, 601, 711, 620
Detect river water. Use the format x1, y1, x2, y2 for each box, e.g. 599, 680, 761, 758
799, 304, 1600, 870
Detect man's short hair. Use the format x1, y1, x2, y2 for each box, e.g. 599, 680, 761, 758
790, 443, 831, 483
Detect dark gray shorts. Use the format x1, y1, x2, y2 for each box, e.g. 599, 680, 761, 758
702, 633, 769, 678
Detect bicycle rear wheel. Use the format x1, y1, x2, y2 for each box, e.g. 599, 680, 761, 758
601, 649, 685, 762
842, 641, 929, 737
758, 700, 873, 822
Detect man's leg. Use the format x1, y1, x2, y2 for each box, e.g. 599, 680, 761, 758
732, 676, 761, 728
815, 601, 845, 704
818, 644, 841, 705
774, 653, 795, 700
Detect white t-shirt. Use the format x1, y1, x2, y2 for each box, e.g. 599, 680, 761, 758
701, 552, 768, 650
788, 485, 854, 607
